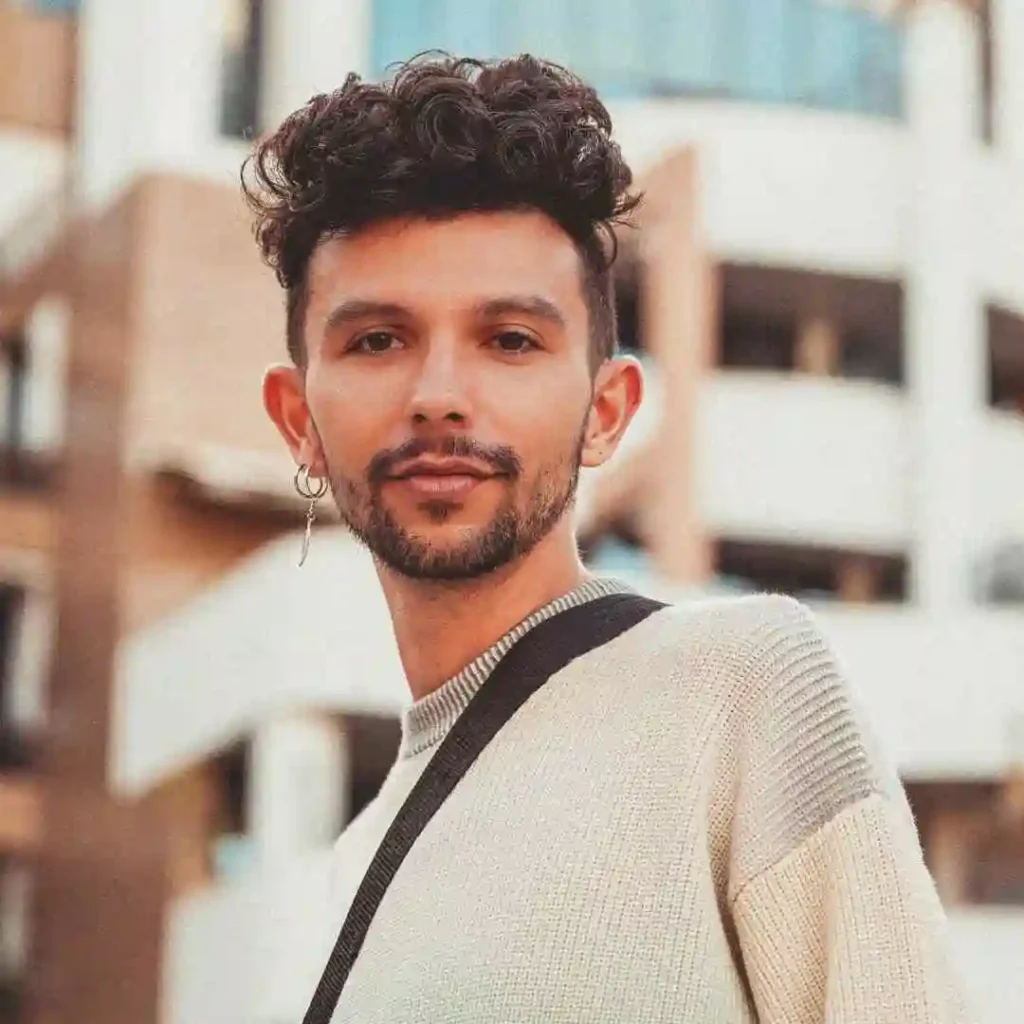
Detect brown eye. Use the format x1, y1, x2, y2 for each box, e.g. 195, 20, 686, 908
493, 330, 539, 355
354, 331, 400, 354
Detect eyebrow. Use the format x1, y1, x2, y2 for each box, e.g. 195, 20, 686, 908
322, 294, 567, 333
475, 295, 566, 329
323, 300, 412, 332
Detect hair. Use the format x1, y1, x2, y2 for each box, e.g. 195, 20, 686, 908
242, 52, 641, 368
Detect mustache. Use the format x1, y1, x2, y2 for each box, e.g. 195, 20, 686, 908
367, 436, 523, 487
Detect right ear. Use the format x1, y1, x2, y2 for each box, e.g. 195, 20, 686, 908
262, 364, 327, 475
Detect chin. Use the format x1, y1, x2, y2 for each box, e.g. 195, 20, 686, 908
402, 518, 487, 546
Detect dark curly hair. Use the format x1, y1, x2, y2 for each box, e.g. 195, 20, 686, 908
242, 53, 641, 368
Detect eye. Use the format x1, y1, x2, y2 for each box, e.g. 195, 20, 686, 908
492, 330, 540, 355
352, 330, 401, 355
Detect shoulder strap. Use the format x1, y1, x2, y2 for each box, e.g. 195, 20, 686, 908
302, 591, 666, 1024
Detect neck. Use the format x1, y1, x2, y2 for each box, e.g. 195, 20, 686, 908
377, 524, 589, 701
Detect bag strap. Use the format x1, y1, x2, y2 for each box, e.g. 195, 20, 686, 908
302, 591, 666, 1024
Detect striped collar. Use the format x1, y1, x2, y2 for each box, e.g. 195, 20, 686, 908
398, 576, 634, 759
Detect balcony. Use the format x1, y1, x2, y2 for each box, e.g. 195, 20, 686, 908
372, 0, 903, 118
697, 372, 911, 551
0, 2, 76, 135
583, 366, 1024, 556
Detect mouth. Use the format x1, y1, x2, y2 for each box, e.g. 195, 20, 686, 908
386, 459, 504, 501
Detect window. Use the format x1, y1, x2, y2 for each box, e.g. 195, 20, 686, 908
343, 715, 401, 823
979, 0, 993, 144
0, 586, 30, 772
976, 543, 1024, 605
717, 539, 907, 603
1, 304, 68, 486
905, 779, 1024, 907
840, 324, 903, 385
209, 740, 253, 878
0, 858, 29, 1024
988, 307, 1024, 413
371, 0, 904, 117
582, 524, 656, 579
219, 0, 264, 139
614, 264, 642, 355
721, 312, 796, 371
16, 0, 78, 12
720, 265, 903, 384
0, 334, 27, 463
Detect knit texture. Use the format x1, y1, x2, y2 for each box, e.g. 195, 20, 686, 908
327, 590, 971, 1023
399, 575, 632, 758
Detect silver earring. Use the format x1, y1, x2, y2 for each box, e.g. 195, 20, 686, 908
294, 465, 329, 567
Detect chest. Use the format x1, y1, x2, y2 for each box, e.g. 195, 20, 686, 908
331, 726, 748, 1023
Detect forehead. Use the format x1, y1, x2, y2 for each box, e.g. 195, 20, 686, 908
305, 211, 588, 319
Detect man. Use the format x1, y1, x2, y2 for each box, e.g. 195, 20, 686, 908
248, 54, 969, 1023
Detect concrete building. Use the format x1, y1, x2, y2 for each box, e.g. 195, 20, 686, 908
1, 0, 1023, 1021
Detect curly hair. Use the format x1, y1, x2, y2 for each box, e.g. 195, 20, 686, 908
242, 53, 641, 367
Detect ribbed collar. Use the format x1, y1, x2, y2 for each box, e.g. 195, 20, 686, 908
398, 576, 634, 759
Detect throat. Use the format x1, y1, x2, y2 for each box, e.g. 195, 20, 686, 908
380, 545, 591, 701
396, 573, 632, 758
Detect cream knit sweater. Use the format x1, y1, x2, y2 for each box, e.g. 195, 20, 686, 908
327, 579, 971, 1023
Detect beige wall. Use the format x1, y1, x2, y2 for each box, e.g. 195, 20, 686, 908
128, 174, 289, 461
0, 492, 57, 557
1, 175, 292, 649
0, 4, 75, 136
636, 149, 716, 586
119, 174, 297, 631
120, 476, 284, 634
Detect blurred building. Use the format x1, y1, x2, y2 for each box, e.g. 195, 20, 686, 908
1, 0, 1023, 1022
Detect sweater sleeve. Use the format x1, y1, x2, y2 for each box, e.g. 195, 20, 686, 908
725, 596, 972, 1024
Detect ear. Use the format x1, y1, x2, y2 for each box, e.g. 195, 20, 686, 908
580, 355, 644, 469
263, 364, 327, 476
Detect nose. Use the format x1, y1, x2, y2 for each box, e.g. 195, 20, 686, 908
406, 338, 472, 428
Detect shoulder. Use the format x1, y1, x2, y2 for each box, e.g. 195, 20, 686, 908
608, 590, 875, 754
669, 590, 820, 651
645, 591, 883, 767
628, 590, 830, 702
633, 592, 903, 868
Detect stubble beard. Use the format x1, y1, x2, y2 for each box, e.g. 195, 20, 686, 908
328, 435, 585, 582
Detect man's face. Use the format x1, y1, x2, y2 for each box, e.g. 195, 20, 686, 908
267, 210, 634, 581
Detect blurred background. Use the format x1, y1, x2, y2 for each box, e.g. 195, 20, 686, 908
0, 0, 1023, 1021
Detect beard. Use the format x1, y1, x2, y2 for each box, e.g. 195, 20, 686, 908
326, 430, 584, 581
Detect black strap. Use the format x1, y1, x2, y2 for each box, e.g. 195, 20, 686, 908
302, 591, 666, 1024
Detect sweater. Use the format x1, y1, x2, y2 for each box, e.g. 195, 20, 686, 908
326, 578, 971, 1023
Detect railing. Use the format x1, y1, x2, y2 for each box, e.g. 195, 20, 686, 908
371, 0, 904, 117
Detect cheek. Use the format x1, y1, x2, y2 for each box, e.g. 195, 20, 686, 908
306, 376, 388, 467
499, 393, 590, 471
489, 358, 591, 423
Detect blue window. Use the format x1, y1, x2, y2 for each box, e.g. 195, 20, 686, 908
25, 0, 78, 12
371, 0, 904, 118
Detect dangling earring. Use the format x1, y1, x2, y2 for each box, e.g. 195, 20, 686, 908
294, 464, 329, 567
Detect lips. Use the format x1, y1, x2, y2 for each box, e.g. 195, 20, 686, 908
385, 458, 503, 501
389, 458, 497, 481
